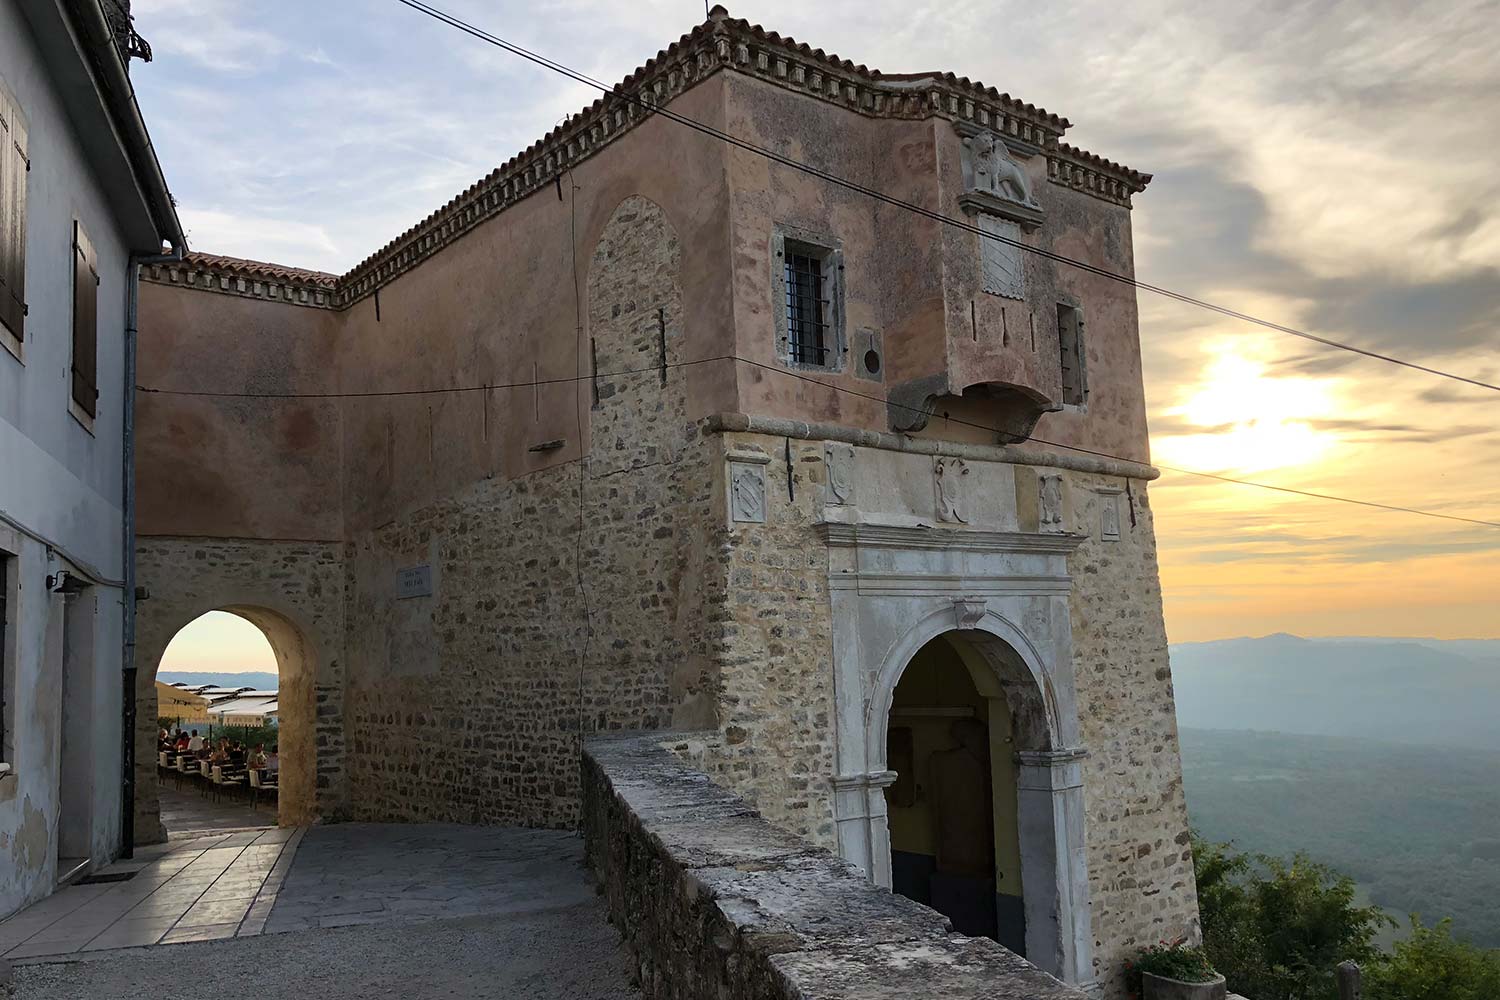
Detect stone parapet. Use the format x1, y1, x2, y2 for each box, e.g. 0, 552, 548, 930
582, 731, 1089, 1000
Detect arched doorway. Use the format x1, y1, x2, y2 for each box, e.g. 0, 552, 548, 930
885, 633, 1026, 953
143, 605, 317, 835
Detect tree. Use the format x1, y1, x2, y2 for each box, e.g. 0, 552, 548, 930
1365, 917, 1500, 1000
1192, 835, 1389, 1000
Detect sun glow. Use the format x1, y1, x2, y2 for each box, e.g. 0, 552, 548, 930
1152, 344, 1341, 474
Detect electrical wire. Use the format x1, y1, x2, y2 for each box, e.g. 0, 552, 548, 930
136, 353, 1500, 530
387, 0, 1500, 395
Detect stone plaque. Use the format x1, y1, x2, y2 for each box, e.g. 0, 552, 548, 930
729, 462, 767, 523
1098, 490, 1122, 541
980, 214, 1025, 300
396, 564, 433, 599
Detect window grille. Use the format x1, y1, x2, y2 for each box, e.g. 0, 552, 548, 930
784, 252, 831, 366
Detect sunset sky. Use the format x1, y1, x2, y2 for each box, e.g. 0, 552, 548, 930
142, 0, 1498, 673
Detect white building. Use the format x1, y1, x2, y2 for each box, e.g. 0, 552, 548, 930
0, 0, 182, 917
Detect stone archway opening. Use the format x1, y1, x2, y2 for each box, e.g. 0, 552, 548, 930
884, 632, 1027, 953
148, 606, 317, 834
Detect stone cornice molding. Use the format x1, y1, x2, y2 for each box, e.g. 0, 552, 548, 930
141, 253, 338, 310
707, 412, 1160, 481
816, 521, 1087, 556
143, 9, 1149, 312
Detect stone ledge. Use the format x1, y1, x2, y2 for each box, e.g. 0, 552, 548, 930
582, 730, 1088, 999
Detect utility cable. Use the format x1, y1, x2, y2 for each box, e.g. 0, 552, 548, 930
137, 353, 1500, 530
388, 0, 1500, 395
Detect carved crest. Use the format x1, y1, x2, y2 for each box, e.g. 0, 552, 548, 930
935, 457, 970, 523
826, 442, 855, 505
729, 463, 767, 523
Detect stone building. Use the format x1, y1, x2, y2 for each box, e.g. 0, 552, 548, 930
0, 0, 181, 918
130, 9, 1197, 995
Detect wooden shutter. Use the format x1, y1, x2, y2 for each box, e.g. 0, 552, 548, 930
72, 221, 99, 417
0, 85, 27, 341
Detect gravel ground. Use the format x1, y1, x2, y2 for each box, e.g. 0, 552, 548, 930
9, 902, 641, 1000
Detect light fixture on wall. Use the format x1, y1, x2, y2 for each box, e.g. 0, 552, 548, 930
46, 571, 87, 595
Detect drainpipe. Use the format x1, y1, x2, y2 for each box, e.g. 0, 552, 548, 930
121, 246, 181, 859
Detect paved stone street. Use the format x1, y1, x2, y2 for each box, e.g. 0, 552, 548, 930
0, 827, 299, 959
159, 780, 276, 836
0, 823, 604, 966
10, 905, 640, 1000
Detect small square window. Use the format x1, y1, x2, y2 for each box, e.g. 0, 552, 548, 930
773, 226, 844, 371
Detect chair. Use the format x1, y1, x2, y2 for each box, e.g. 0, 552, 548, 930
173, 754, 192, 791
210, 765, 245, 804
198, 759, 213, 797
248, 768, 278, 811
158, 752, 169, 783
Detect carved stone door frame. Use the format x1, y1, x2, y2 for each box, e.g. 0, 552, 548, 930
818, 520, 1096, 989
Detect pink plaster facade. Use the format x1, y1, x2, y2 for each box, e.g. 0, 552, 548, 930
131, 11, 1193, 996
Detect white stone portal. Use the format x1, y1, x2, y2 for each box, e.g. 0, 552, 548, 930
816, 446, 1095, 987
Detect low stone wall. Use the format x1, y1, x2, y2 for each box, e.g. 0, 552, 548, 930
582, 731, 1089, 1000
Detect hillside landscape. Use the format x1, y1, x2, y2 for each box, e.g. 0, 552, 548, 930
1172, 636, 1500, 950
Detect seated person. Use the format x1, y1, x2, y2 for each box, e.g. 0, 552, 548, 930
175, 731, 191, 752
248, 744, 267, 769
186, 730, 204, 753
264, 746, 280, 778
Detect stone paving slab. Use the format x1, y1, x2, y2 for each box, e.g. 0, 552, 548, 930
2, 823, 599, 965
0, 827, 299, 960
262, 823, 593, 934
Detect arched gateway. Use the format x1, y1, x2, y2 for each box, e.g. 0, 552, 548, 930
819, 519, 1094, 988
131, 538, 346, 844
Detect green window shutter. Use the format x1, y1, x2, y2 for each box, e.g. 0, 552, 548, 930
0, 87, 28, 342
72, 221, 98, 417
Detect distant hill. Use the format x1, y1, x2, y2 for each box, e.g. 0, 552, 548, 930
1182, 727, 1500, 948
1169, 634, 1500, 751
157, 671, 278, 691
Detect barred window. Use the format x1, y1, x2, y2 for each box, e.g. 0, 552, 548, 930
774, 228, 843, 371
784, 251, 830, 366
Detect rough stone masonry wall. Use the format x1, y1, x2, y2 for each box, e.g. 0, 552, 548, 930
681, 440, 1198, 997
133, 536, 347, 841
341, 196, 722, 829
689, 432, 839, 850
583, 731, 1089, 1000
1064, 474, 1200, 995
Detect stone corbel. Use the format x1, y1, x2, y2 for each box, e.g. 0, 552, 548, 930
953, 597, 988, 629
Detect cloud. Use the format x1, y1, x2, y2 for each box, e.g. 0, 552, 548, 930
125, 0, 1500, 640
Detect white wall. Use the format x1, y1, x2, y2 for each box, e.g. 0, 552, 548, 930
1, 0, 131, 919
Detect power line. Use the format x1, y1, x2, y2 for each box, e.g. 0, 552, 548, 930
136, 352, 1500, 530
728, 356, 1500, 530
133, 355, 734, 399
388, 0, 1500, 395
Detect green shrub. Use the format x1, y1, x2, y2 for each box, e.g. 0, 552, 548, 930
1126, 940, 1219, 996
